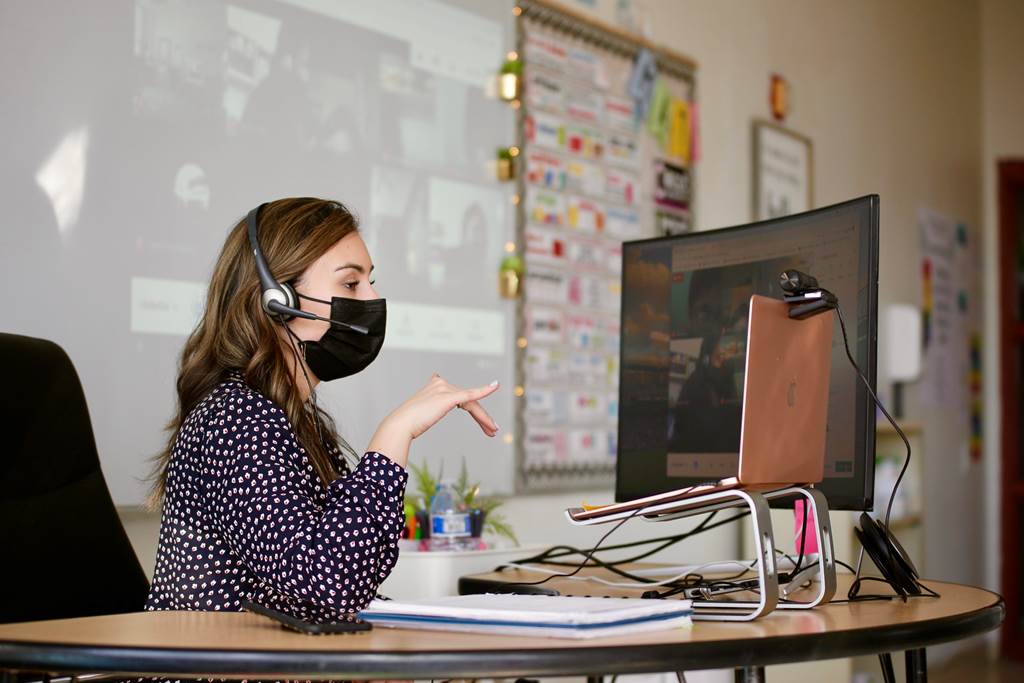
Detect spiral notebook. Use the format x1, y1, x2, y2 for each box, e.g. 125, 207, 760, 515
359, 594, 693, 639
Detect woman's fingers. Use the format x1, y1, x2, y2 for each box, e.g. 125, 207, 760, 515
459, 398, 499, 436
453, 381, 500, 436
413, 377, 501, 436
455, 381, 500, 406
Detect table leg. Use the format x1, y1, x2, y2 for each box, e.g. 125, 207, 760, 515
734, 665, 766, 682
905, 647, 928, 683
879, 653, 896, 683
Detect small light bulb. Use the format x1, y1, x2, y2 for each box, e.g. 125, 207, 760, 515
499, 73, 519, 101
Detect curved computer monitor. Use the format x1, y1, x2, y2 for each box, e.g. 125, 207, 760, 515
616, 195, 880, 511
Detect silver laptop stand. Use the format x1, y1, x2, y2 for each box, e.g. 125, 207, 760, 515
565, 485, 836, 621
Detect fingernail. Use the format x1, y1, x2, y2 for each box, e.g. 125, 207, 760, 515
489, 380, 499, 386
494, 424, 500, 431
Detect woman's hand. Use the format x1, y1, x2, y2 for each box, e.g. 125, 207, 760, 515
367, 374, 500, 468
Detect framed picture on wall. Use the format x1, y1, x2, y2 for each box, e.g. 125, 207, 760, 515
752, 119, 813, 220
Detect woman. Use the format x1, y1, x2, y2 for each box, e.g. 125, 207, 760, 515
146, 197, 499, 622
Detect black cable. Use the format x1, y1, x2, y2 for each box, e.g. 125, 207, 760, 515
283, 324, 328, 447
504, 502, 813, 598
283, 323, 360, 473
502, 506, 647, 587
607, 533, 795, 601
848, 575, 941, 601
835, 305, 911, 531
834, 577, 939, 604
505, 506, 804, 599
510, 514, 717, 568
645, 563, 756, 600
790, 497, 809, 578
829, 595, 894, 605
516, 511, 718, 562
831, 303, 941, 604
849, 575, 900, 597
515, 509, 725, 567
503, 484, 746, 589
502, 510, 751, 586
609, 526, 713, 564
519, 537, 690, 572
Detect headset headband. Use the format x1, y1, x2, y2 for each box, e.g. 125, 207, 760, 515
246, 203, 297, 320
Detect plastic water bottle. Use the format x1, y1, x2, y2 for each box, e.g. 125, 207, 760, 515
429, 482, 471, 551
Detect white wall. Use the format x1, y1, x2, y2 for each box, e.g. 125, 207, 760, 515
981, 0, 1024, 596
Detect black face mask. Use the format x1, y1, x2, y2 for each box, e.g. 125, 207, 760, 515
295, 293, 387, 381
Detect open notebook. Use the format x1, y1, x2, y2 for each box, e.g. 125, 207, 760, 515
359, 594, 693, 639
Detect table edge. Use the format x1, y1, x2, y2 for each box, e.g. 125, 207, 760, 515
0, 590, 1006, 678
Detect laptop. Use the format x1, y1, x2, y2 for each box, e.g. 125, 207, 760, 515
568, 295, 833, 522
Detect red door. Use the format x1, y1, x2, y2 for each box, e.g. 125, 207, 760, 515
1000, 160, 1024, 659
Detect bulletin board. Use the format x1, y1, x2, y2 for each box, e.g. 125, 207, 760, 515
513, 0, 698, 491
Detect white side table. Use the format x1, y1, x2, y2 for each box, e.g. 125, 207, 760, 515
378, 542, 549, 600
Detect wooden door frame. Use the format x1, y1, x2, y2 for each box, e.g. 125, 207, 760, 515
999, 160, 1024, 659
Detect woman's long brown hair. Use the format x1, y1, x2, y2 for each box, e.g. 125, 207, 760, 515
148, 197, 360, 507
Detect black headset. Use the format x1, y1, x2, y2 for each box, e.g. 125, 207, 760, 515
853, 512, 921, 599
245, 203, 368, 334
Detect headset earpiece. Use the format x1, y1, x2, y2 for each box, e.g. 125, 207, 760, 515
260, 281, 299, 321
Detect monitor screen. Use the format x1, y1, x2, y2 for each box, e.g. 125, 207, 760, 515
616, 195, 880, 510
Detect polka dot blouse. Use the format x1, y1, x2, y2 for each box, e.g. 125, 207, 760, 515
145, 371, 408, 623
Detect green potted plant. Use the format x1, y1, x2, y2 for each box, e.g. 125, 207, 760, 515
407, 459, 518, 547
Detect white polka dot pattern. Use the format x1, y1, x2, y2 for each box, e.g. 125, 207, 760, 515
145, 372, 408, 624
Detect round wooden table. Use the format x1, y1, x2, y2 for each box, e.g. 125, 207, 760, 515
0, 576, 1003, 681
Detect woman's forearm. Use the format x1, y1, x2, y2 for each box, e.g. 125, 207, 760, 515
367, 417, 411, 469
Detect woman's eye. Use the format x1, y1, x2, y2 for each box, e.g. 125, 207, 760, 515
343, 282, 358, 290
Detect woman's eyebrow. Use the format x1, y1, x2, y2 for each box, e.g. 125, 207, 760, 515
334, 263, 375, 274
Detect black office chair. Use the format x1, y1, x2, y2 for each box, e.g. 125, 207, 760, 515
0, 333, 150, 623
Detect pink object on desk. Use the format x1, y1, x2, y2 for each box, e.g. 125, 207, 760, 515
793, 500, 819, 554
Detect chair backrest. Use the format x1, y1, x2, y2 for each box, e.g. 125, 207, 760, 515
0, 333, 150, 623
